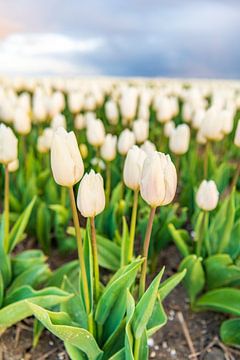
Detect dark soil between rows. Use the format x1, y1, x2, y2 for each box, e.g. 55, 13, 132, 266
0, 245, 239, 360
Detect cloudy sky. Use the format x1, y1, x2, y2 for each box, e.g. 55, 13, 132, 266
0, 0, 239, 78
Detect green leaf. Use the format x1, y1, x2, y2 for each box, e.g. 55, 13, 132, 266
8, 196, 36, 253
158, 269, 186, 301
179, 255, 205, 304
205, 254, 240, 289
125, 291, 135, 359
168, 224, 190, 257
46, 260, 79, 288
83, 220, 93, 311
0, 286, 70, 330
147, 296, 167, 336
0, 272, 3, 308
226, 219, 240, 259
12, 250, 47, 277
95, 258, 143, 325
195, 288, 240, 315
220, 318, 240, 346
121, 217, 130, 267
132, 268, 164, 339
28, 303, 103, 360
6, 264, 51, 296
33, 319, 44, 348
64, 342, 86, 360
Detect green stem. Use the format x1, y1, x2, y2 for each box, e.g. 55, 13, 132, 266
204, 211, 210, 256
105, 162, 111, 206
139, 206, 156, 298
127, 189, 139, 263
230, 161, 240, 191
196, 211, 206, 257
69, 187, 91, 321
4, 165, 9, 252
204, 141, 211, 179
134, 338, 141, 360
90, 216, 100, 302
61, 187, 66, 206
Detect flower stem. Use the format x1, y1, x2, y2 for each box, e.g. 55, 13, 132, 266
204, 141, 210, 179
196, 211, 206, 257
90, 216, 100, 302
105, 162, 111, 206
4, 165, 9, 252
134, 338, 141, 360
230, 161, 240, 191
69, 187, 91, 317
139, 206, 156, 298
127, 189, 139, 263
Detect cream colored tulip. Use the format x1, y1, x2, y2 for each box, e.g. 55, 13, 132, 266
0, 123, 18, 165
51, 113, 66, 130
234, 120, 240, 148
133, 119, 149, 144
196, 180, 219, 211
123, 145, 147, 190
77, 169, 105, 217
74, 114, 86, 130
169, 124, 190, 155
8, 158, 19, 172
51, 127, 84, 186
164, 121, 175, 138
13, 107, 31, 135
86, 119, 105, 147
117, 129, 135, 155
200, 107, 224, 141
105, 100, 118, 125
100, 134, 117, 162
140, 152, 177, 207
140, 140, 156, 156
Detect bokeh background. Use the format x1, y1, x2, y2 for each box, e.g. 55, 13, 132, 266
0, 0, 239, 78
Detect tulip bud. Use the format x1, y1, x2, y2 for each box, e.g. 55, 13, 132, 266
51, 113, 66, 130
123, 145, 147, 190
138, 103, 149, 121
79, 144, 88, 159
8, 158, 19, 172
13, 107, 31, 135
196, 180, 219, 211
169, 124, 190, 155
132, 119, 149, 144
234, 120, 240, 148
156, 97, 173, 123
182, 103, 193, 123
0, 123, 18, 165
200, 107, 224, 141
74, 114, 86, 130
51, 127, 84, 186
77, 169, 105, 217
86, 119, 105, 147
100, 134, 117, 161
37, 135, 48, 153
164, 121, 175, 138
68, 91, 84, 113
105, 100, 118, 125
140, 152, 177, 207
196, 130, 207, 145
117, 129, 135, 156
140, 140, 156, 156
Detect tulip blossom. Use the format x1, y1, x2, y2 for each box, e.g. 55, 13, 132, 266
77, 169, 105, 218
140, 152, 177, 207
141, 140, 156, 156
123, 146, 147, 191
164, 121, 175, 138
51, 127, 84, 187
117, 129, 135, 155
51, 113, 66, 130
8, 158, 19, 173
234, 120, 240, 148
200, 107, 224, 141
105, 100, 118, 125
132, 119, 149, 144
74, 114, 86, 130
169, 124, 190, 155
196, 180, 219, 211
13, 107, 31, 135
0, 123, 18, 165
100, 134, 117, 162
86, 119, 105, 147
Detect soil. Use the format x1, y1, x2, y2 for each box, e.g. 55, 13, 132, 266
0, 245, 239, 360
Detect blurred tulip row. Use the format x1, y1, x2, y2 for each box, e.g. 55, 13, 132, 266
0, 76, 239, 359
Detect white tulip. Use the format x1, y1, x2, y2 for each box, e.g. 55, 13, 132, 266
117, 129, 135, 155
77, 169, 105, 217
182, 103, 193, 123
51, 113, 66, 130
51, 127, 84, 187
200, 107, 224, 141
234, 120, 240, 148
192, 109, 205, 130
0, 123, 18, 165
141, 140, 156, 156
86, 119, 105, 147
37, 135, 48, 153
169, 124, 190, 155
123, 145, 147, 190
13, 107, 31, 135
138, 103, 149, 121
164, 121, 175, 138
133, 119, 149, 144
68, 92, 84, 113
156, 97, 173, 123
74, 114, 86, 130
196, 130, 207, 145
100, 134, 117, 162
8, 158, 19, 172
105, 100, 118, 125
140, 152, 177, 207
196, 180, 219, 211
119, 89, 138, 123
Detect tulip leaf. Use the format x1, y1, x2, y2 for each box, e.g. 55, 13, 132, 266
8, 196, 36, 253
195, 288, 240, 315
64, 342, 86, 360
28, 303, 103, 360
179, 255, 205, 304
108, 349, 125, 360
95, 258, 143, 325
220, 318, 240, 346
46, 260, 79, 288
120, 216, 130, 267
158, 269, 186, 301
205, 254, 240, 289
125, 291, 135, 359
12, 249, 47, 277
168, 223, 190, 257
0, 272, 3, 308
0, 286, 70, 330
36, 201, 51, 253
132, 268, 164, 339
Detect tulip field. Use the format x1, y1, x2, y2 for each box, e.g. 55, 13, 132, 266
0, 76, 239, 359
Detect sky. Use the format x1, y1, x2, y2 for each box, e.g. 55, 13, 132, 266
0, 0, 239, 78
